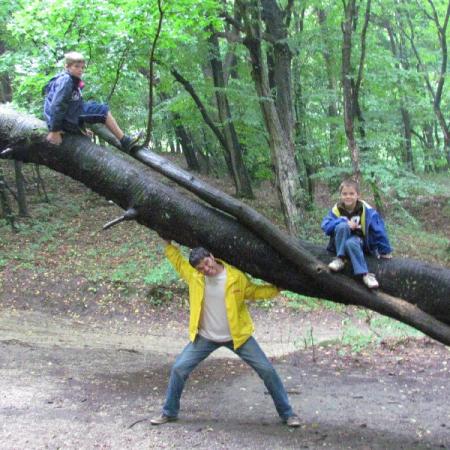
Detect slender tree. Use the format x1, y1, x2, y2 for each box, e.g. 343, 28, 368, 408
403, 0, 450, 169
341, 0, 372, 181
231, 0, 305, 234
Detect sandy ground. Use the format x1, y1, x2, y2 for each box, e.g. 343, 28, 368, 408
0, 306, 449, 450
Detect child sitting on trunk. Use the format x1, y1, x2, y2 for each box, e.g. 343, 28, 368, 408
43, 51, 141, 152
321, 178, 392, 289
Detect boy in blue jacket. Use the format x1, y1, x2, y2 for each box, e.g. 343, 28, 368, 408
43, 51, 141, 152
321, 179, 392, 289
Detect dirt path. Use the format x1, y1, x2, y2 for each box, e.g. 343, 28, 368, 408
0, 307, 449, 450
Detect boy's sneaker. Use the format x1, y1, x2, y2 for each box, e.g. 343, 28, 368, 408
120, 131, 143, 153
328, 258, 345, 272
362, 273, 379, 289
150, 414, 177, 425
286, 414, 301, 428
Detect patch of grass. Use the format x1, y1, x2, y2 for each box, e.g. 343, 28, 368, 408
369, 315, 424, 339
337, 314, 423, 355
282, 291, 346, 312
143, 260, 178, 285
391, 223, 450, 264
111, 261, 140, 284
256, 299, 276, 310
340, 321, 375, 353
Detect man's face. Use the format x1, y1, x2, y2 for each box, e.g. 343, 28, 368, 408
195, 255, 221, 277
66, 62, 85, 78
340, 185, 359, 211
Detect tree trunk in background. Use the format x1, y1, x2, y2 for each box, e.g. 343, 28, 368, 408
172, 113, 201, 172
0, 42, 12, 104
292, 71, 312, 204
1, 41, 28, 217
383, 18, 416, 172
317, 8, 340, 167
400, 107, 414, 172
33, 164, 49, 203
291, 7, 313, 204
237, 0, 304, 235
342, 0, 361, 180
423, 122, 436, 172
262, 0, 311, 200
171, 67, 250, 191
2, 106, 450, 345
0, 74, 12, 103
208, 32, 253, 198
14, 160, 29, 217
404, 0, 450, 170
0, 165, 16, 231
159, 92, 202, 172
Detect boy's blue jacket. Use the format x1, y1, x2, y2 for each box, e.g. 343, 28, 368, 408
43, 71, 83, 132
321, 201, 392, 257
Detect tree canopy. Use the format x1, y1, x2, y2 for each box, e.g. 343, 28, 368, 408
2, 0, 450, 209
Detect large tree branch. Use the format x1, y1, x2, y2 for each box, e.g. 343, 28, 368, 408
1, 105, 450, 345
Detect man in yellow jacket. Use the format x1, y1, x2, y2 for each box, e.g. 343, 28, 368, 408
150, 241, 300, 427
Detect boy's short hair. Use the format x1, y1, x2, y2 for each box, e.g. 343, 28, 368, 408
64, 51, 85, 66
189, 247, 212, 268
339, 178, 360, 194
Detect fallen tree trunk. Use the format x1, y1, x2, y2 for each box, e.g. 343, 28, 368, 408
1, 105, 450, 344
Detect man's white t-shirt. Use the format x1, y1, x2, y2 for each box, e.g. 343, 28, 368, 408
198, 269, 232, 342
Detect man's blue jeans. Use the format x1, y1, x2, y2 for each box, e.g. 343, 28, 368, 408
162, 335, 294, 420
334, 222, 368, 275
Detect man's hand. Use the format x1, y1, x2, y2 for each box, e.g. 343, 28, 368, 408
47, 131, 63, 145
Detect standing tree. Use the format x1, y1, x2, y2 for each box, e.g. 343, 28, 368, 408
341, 0, 372, 181
228, 0, 306, 235
403, 0, 450, 169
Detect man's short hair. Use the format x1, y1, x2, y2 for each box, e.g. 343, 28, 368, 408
189, 247, 212, 268
64, 51, 85, 66
339, 178, 360, 194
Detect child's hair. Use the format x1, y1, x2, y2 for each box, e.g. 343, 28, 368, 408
64, 51, 85, 66
339, 178, 360, 194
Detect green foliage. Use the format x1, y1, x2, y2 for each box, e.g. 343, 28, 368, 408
143, 259, 178, 285
340, 320, 375, 354
283, 291, 346, 312
111, 261, 139, 284
1, 0, 449, 223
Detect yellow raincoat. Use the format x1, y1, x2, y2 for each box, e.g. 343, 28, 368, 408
165, 244, 279, 350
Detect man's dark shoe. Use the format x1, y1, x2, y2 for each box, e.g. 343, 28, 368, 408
286, 414, 301, 428
150, 414, 177, 425
120, 131, 143, 153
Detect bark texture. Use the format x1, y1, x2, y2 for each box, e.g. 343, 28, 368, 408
1, 106, 450, 344
236, 0, 304, 234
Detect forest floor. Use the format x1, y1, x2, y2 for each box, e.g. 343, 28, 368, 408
1, 165, 450, 449
0, 300, 449, 450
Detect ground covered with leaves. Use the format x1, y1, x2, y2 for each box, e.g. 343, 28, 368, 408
1, 167, 450, 449
0, 307, 449, 449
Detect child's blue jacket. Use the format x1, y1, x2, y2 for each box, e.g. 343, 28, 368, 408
43, 71, 84, 132
321, 201, 392, 257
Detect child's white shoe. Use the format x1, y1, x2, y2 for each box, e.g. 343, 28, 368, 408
363, 273, 379, 289
328, 258, 345, 272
